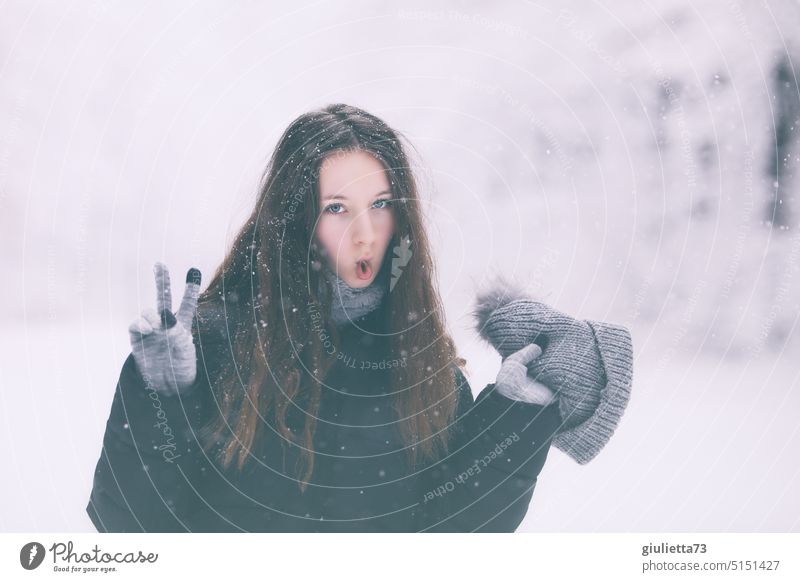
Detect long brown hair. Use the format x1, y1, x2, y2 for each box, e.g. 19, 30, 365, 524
194, 103, 465, 493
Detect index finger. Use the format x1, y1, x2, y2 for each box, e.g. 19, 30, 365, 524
154, 262, 173, 314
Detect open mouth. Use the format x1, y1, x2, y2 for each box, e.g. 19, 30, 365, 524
355, 258, 373, 280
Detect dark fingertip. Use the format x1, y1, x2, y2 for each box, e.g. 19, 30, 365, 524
186, 267, 201, 285
161, 309, 177, 328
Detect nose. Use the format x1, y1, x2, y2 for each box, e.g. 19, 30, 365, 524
351, 208, 375, 248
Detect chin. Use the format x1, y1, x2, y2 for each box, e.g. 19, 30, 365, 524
346, 276, 372, 288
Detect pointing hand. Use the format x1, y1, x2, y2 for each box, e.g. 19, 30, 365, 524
494, 343, 557, 406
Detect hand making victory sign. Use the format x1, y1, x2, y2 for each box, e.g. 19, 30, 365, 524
128, 262, 202, 396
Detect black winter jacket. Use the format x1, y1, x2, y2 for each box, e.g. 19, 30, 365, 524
86, 299, 561, 532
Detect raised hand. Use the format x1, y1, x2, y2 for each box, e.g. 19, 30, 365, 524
477, 296, 607, 417
128, 262, 202, 396
494, 343, 557, 406
474, 278, 634, 464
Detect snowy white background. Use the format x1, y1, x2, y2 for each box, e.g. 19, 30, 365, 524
1, 0, 799, 532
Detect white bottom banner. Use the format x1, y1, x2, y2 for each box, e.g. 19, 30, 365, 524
2, 533, 797, 581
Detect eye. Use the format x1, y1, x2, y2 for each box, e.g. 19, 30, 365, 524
324, 203, 345, 214
373, 198, 393, 210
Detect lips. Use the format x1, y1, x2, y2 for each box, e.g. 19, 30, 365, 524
355, 257, 374, 280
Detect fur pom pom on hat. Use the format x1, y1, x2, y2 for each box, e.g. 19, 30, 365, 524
472, 275, 634, 465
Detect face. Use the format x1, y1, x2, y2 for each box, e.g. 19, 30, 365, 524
314, 149, 396, 288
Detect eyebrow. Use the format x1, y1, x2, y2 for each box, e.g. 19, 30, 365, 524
322, 190, 392, 201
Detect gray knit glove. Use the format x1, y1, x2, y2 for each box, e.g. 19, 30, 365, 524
494, 343, 557, 406
480, 299, 622, 427
128, 262, 202, 396
474, 279, 633, 464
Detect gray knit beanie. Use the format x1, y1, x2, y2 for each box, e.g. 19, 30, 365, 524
473, 276, 634, 464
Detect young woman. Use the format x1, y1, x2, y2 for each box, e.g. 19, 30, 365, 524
85, 103, 566, 533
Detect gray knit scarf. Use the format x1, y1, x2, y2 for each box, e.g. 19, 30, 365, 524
321, 262, 388, 326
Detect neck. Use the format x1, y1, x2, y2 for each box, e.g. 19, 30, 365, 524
322, 263, 388, 326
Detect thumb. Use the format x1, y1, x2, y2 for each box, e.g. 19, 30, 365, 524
504, 343, 542, 367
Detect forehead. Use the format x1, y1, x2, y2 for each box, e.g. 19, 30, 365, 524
318, 150, 389, 197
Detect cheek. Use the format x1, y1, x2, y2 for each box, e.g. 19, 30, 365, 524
315, 220, 345, 257
377, 212, 395, 238
374, 215, 395, 259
